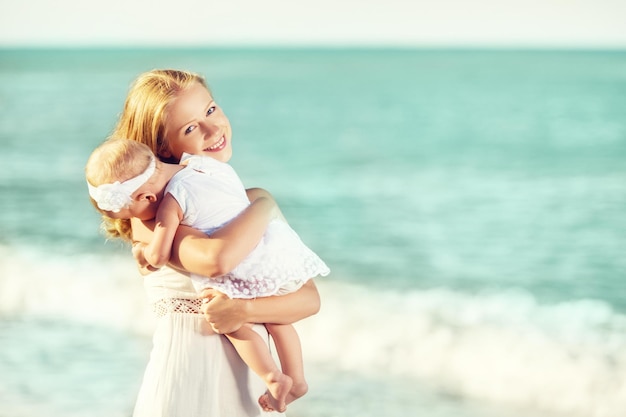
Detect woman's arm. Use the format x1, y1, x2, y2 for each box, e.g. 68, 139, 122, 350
201, 280, 321, 334
131, 192, 278, 277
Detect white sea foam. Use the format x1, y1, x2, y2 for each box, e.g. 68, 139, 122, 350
1, 245, 625, 417
0, 245, 155, 335
296, 282, 626, 417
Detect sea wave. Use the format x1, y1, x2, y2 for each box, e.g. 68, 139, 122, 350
301, 283, 626, 417
0, 245, 154, 334
1, 245, 624, 417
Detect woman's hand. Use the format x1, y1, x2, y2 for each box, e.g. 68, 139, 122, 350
246, 188, 287, 222
200, 280, 321, 333
200, 288, 249, 333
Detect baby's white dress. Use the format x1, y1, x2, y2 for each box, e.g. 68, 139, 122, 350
133, 267, 282, 417
166, 154, 330, 298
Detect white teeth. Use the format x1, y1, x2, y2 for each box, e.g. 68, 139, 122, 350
208, 137, 225, 150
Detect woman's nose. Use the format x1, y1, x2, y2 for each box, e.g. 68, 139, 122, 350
197, 119, 216, 135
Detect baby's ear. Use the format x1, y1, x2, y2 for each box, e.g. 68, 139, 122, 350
137, 192, 158, 203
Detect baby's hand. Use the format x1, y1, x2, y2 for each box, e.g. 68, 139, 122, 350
132, 241, 158, 275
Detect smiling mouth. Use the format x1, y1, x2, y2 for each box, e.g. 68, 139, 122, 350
206, 136, 226, 152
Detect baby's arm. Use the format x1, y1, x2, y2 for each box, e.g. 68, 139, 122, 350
142, 193, 183, 268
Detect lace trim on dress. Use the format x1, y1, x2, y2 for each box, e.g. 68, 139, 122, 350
153, 298, 203, 317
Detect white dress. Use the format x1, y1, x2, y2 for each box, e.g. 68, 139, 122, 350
166, 154, 330, 298
133, 267, 283, 417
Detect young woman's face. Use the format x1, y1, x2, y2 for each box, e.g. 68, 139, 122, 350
162, 82, 233, 163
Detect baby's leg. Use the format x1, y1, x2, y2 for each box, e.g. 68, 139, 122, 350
226, 324, 292, 412
265, 323, 308, 404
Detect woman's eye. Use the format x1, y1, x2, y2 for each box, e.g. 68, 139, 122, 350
207, 106, 216, 116
184, 125, 196, 135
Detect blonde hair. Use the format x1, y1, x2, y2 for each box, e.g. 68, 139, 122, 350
98, 69, 209, 241
112, 69, 209, 163
86, 139, 155, 241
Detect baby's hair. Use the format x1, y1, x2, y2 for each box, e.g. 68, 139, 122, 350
85, 139, 154, 240
86, 139, 154, 189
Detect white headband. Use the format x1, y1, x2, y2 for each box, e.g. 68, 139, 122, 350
87, 157, 156, 213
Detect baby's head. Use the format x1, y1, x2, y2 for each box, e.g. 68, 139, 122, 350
85, 139, 156, 220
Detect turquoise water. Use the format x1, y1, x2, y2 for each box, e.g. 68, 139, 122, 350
1, 48, 625, 417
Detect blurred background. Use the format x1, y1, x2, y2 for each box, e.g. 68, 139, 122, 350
1, 2, 625, 417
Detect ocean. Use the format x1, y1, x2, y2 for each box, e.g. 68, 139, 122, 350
0, 48, 625, 417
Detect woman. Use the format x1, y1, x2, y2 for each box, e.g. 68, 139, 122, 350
102, 69, 321, 416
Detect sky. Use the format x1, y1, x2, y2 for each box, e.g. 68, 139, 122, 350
1, 0, 626, 48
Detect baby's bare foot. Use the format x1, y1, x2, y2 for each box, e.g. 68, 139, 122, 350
258, 393, 274, 412
258, 372, 293, 412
